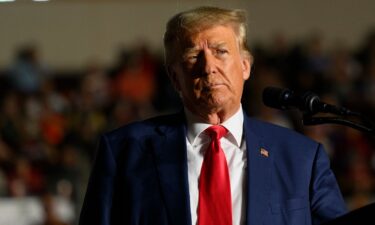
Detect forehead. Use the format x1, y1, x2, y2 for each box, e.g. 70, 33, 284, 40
182, 25, 238, 49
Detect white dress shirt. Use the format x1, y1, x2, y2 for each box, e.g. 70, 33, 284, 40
185, 106, 247, 225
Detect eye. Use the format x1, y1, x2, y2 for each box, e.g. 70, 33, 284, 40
185, 54, 198, 64
216, 49, 228, 55
184, 51, 202, 63
188, 55, 198, 60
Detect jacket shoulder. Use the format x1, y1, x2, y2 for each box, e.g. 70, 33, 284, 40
104, 112, 183, 141
247, 117, 318, 148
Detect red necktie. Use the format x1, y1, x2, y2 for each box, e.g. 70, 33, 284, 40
198, 125, 232, 225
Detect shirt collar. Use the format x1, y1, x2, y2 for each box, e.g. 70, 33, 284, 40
185, 106, 244, 147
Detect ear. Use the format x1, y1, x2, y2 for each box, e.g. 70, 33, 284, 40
241, 55, 251, 80
167, 65, 181, 91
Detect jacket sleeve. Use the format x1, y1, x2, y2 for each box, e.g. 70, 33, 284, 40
310, 143, 348, 225
79, 135, 116, 225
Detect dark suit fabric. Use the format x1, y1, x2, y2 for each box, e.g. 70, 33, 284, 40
79, 112, 347, 225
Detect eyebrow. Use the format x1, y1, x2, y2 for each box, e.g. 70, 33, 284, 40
184, 42, 227, 54
208, 42, 227, 49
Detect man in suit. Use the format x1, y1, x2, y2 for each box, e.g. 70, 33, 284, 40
79, 6, 347, 225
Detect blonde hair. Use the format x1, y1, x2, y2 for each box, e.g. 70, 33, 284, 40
163, 6, 251, 67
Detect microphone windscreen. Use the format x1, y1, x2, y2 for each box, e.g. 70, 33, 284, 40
262, 87, 291, 110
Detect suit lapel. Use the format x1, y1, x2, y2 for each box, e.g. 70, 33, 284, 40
244, 117, 271, 225
151, 113, 192, 225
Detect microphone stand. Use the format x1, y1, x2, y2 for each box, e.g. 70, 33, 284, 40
302, 109, 375, 135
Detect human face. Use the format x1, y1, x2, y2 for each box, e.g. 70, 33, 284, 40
169, 25, 251, 117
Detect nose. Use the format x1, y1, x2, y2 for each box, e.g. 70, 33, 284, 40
201, 50, 217, 76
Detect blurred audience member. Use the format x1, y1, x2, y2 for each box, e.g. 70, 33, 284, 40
327, 43, 361, 104
8, 44, 50, 94
7, 157, 45, 197
111, 44, 157, 119
80, 61, 111, 111
0, 92, 24, 152
346, 156, 375, 210
42, 193, 74, 225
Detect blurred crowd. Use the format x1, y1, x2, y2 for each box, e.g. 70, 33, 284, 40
0, 29, 375, 225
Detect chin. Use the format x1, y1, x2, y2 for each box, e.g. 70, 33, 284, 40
204, 98, 229, 111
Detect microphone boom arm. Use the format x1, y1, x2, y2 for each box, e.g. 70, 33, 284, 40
303, 113, 375, 134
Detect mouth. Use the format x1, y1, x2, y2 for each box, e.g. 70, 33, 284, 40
210, 85, 226, 90
202, 83, 226, 91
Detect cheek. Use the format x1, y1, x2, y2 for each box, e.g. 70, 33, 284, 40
225, 61, 244, 81
228, 65, 247, 93
175, 68, 191, 90
178, 76, 198, 95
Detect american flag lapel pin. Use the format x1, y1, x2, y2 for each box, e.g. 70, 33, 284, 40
260, 148, 269, 157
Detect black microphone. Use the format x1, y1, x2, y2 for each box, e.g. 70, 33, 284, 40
262, 87, 351, 115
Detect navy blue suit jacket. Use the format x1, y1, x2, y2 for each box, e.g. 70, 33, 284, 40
79, 112, 347, 225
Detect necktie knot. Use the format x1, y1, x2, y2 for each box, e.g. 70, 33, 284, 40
205, 125, 228, 140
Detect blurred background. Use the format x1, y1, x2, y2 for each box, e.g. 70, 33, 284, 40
0, 0, 375, 224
